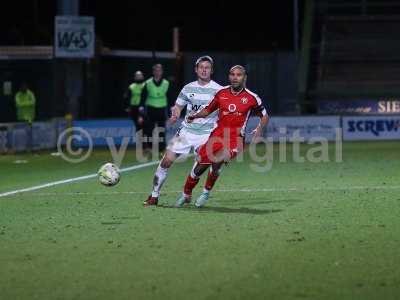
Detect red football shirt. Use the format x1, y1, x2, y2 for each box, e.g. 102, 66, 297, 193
204, 86, 267, 136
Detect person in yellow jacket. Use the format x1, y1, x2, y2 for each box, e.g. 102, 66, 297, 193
139, 64, 171, 152
125, 70, 146, 132
15, 83, 36, 123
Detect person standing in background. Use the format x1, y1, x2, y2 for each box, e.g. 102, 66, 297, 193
139, 64, 171, 153
125, 70, 146, 132
15, 83, 36, 123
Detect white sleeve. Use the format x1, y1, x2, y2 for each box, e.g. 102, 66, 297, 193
176, 88, 189, 106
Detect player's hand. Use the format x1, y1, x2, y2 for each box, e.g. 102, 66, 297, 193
138, 106, 145, 114
168, 106, 180, 124
186, 114, 196, 123
251, 125, 263, 143
137, 116, 144, 125
168, 115, 178, 125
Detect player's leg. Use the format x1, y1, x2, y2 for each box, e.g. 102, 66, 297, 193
175, 132, 223, 207
175, 161, 209, 207
194, 139, 241, 207
144, 150, 178, 206
195, 161, 224, 207
205, 162, 223, 191
144, 127, 193, 206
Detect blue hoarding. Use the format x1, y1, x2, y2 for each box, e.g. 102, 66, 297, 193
343, 115, 400, 140
318, 99, 400, 115
72, 120, 136, 147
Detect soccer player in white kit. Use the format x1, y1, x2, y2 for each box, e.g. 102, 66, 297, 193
144, 56, 222, 206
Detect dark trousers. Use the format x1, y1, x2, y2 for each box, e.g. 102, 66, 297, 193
129, 106, 144, 132
144, 106, 166, 151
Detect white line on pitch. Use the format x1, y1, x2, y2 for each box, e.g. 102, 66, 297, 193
0, 160, 160, 198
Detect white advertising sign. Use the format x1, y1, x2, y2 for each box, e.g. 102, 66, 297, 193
54, 16, 95, 58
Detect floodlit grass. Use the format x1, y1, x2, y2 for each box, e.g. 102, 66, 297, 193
0, 142, 399, 300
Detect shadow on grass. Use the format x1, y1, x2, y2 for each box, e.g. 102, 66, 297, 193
228, 198, 302, 207
159, 204, 283, 215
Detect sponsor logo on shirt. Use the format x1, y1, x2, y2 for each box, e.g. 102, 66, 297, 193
228, 104, 237, 112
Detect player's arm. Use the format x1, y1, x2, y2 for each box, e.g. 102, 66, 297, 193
251, 98, 269, 142
187, 94, 220, 123
186, 108, 210, 122
251, 113, 269, 142
168, 104, 184, 124
255, 113, 269, 130
169, 87, 189, 124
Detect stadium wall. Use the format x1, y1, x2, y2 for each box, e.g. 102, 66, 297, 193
0, 48, 298, 120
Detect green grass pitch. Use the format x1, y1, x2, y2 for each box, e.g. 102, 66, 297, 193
0, 142, 399, 300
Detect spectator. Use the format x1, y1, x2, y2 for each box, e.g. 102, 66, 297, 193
125, 70, 146, 132
15, 83, 36, 123
139, 64, 171, 152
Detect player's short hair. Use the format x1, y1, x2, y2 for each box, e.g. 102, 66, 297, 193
195, 56, 214, 67
229, 65, 247, 75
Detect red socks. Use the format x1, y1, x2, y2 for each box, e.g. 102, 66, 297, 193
183, 175, 200, 196
205, 171, 219, 191
184, 170, 220, 196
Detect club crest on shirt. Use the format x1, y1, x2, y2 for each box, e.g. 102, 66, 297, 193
241, 97, 248, 104
189, 93, 195, 98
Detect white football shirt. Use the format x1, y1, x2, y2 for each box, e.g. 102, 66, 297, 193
176, 80, 222, 135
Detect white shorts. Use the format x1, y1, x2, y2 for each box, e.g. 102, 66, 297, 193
167, 127, 210, 155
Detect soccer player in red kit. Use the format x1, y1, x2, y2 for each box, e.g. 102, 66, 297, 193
175, 65, 269, 207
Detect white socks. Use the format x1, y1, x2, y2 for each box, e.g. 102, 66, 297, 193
151, 165, 169, 197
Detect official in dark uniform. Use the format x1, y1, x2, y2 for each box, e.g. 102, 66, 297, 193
139, 64, 171, 152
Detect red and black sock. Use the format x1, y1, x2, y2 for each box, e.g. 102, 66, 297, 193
204, 171, 219, 191
183, 175, 200, 196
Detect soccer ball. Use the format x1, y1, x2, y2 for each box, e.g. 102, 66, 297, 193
98, 163, 120, 186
